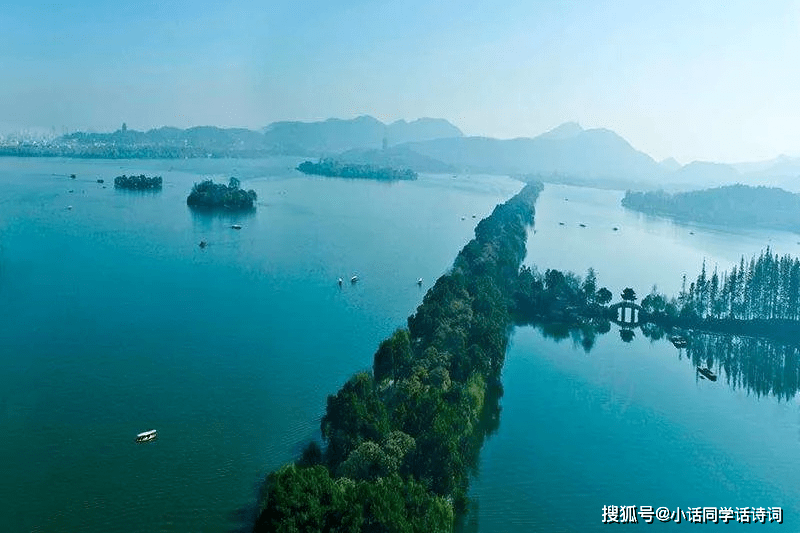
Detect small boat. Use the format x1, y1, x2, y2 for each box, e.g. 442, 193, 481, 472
472, 214, 477, 218
199, 240, 207, 248
461, 216, 465, 220
670, 335, 688, 348
689, 231, 695, 235
579, 223, 586, 228
350, 275, 359, 283
70, 174, 76, 179
417, 278, 423, 285
136, 429, 157, 443
231, 224, 242, 230
558, 222, 565, 226
68, 189, 74, 193
612, 227, 619, 231
337, 277, 343, 286
697, 367, 717, 381
97, 179, 104, 184
66, 205, 73, 210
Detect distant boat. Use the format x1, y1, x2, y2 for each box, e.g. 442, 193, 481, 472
558, 222, 565, 226
579, 223, 586, 228
669, 335, 688, 348
199, 240, 207, 248
350, 275, 359, 283
136, 429, 157, 443
697, 367, 717, 381
689, 231, 695, 235
338, 277, 343, 286
70, 174, 76, 179
472, 214, 476, 218
417, 278, 423, 285
612, 227, 619, 231
231, 224, 242, 230
97, 179, 104, 184
66, 205, 73, 210
461, 216, 465, 220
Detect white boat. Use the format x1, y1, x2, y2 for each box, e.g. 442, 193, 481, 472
231, 224, 242, 230
417, 278, 423, 285
337, 277, 343, 286
136, 429, 157, 443
350, 275, 359, 283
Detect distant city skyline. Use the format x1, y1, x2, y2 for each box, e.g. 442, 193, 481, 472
2, 0, 799, 164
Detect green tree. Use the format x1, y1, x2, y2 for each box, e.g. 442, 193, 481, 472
621, 287, 637, 302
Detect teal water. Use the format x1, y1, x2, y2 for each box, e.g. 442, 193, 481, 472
0, 157, 521, 532
3, 164, 799, 532
469, 184, 800, 531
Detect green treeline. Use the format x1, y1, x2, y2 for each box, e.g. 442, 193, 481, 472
297, 159, 418, 181
113, 174, 162, 190
186, 177, 257, 210
678, 248, 800, 321
254, 182, 542, 532
622, 185, 800, 233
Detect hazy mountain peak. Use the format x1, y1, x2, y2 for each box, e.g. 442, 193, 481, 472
659, 157, 681, 172
537, 121, 584, 140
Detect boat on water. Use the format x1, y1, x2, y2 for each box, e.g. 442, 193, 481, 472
417, 278, 423, 285
612, 227, 619, 231
558, 222, 565, 226
231, 224, 242, 230
199, 240, 207, 248
670, 335, 688, 348
338, 277, 343, 286
136, 429, 157, 443
697, 367, 717, 381
579, 223, 586, 227
350, 275, 359, 283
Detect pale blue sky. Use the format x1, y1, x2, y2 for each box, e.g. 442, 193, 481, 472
2, 0, 799, 163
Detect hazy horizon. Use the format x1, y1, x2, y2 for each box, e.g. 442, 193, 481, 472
3, 0, 800, 165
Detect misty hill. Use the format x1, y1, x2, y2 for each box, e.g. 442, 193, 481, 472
262, 116, 463, 154
337, 145, 456, 173
400, 123, 666, 182
672, 161, 741, 187
622, 184, 800, 233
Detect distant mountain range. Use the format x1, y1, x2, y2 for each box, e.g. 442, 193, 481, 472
3, 116, 800, 192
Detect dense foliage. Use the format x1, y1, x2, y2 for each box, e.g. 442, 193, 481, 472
186, 177, 256, 210
113, 174, 162, 190
622, 185, 800, 233
254, 182, 543, 532
297, 159, 418, 181
678, 248, 800, 321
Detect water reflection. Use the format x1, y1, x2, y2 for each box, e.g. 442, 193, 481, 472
524, 318, 800, 402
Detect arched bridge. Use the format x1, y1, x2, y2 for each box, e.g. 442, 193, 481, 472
609, 301, 647, 325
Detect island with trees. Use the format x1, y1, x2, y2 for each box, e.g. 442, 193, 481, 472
113, 174, 162, 190
621, 184, 800, 233
254, 182, 543, 532
297, 158, 418, 181
186, 177, 256, 210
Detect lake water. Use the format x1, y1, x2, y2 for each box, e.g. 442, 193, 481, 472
469, 184, 800, 531
0, 157, 520, 532
1, 163, 798, 532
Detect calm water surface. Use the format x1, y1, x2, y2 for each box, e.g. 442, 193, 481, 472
3, 167, 799, 532
469, 184, 800, 531
0, 157, 521, 532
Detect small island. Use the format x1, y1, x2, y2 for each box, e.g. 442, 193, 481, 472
622, 184, 800, 233
186, 177, 256, 210
297, 158, 418, 181
114, 174, 162, 190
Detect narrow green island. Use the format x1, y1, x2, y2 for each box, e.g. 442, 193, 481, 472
113, 174, 162, 190
254, 182, 543, 532
186, 177, 257, 210
621, 184, 800, 233
297, 158, 418, 181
